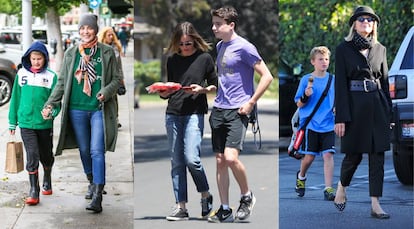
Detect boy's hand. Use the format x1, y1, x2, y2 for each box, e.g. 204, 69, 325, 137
305, 86, 313, 96
305, 76, 314, 96
238, 101, 255, 115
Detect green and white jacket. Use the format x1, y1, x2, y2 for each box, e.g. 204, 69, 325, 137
8, 41, 58, 130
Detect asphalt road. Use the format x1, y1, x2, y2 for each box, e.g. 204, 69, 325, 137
134, 99, 413, 229
134, 99, 279, 229
279, 138, 414, 229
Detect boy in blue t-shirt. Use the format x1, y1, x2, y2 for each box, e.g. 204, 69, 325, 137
294, 46, 336, 201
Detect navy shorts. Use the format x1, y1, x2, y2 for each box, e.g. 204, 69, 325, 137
300, 129, 335, 156
209, 107, 248, 153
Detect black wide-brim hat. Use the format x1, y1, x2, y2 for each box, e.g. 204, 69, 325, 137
349, 6, 380, 26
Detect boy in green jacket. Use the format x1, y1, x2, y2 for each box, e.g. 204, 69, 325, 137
8, 41, 59, 205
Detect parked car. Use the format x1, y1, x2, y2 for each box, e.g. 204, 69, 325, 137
0, 43, 6, 53
0, 29, 23, 50
0, 57, 18, 106
279, 58, 302, 137
388, 26, 414, 186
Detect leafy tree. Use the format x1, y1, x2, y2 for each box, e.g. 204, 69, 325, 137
33, 0, 90, 71
136, 0, 212, 81
136, 0, 278, 95
0, 0, 21, 15
0, 0, 89, 71
279, 0, 413, 74
206, 0, 278, 71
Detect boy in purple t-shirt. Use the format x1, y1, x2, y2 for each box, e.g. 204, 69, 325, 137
208, 6, 273, 223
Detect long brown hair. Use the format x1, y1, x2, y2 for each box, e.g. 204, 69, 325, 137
165, 21, 211, 55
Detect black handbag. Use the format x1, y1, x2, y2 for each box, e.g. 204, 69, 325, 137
288, 74, 333, 159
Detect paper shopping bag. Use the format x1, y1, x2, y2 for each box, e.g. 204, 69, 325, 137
5, 141, 24, 173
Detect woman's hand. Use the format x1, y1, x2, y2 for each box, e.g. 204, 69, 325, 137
158, 89, 175, 98
183, 84, 204, 95
97, 93, 105, 102
335, 123, 345, 137
41, 105, 53, 120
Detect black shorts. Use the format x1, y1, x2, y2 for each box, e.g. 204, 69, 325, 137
209, 107, 248, 153
300, 129, 335, 156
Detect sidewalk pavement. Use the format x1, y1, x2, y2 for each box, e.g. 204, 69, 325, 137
0, 43, 135, 229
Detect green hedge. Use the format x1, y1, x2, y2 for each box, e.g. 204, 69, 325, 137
134, 60, 161, 94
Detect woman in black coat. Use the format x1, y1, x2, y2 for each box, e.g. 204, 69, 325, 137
333, 6, 392, 219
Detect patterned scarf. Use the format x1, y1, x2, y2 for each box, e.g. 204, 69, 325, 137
75, 37, 98, 96
352, 32, 372, 51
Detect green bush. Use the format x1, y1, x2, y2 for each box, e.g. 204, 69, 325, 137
134, 60, 162, 94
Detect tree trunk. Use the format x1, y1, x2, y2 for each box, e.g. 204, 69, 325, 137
46, 7, 63, 73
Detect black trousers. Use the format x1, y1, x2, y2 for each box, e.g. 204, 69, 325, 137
20, 128, 54, 172
340, 152, 385, 197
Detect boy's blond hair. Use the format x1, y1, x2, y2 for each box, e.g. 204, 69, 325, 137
309, 46, 331, 60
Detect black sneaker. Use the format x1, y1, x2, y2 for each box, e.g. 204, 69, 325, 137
235, 192, 256, 221
166, 207, 189, 221
295, 171, 306, 197
201, 194, 213, 218
208, 206, 234, 223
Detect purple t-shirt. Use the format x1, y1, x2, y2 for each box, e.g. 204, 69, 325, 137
213, 36, 262, 109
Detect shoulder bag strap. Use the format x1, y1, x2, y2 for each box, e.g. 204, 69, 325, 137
300, 74, 333, 129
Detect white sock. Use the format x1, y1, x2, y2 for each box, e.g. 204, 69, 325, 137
242, 191, 251, 198
222, 204, 230, 210
298, 174, 306, 180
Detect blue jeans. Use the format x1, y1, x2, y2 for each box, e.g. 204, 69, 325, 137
166, 114, 209, 203
69, 109, 105, 185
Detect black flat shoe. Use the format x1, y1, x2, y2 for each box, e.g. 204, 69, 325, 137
371, 209, 390, 219
334, 198, 346, 212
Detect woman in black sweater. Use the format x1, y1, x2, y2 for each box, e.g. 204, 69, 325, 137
157, 21, 218, 221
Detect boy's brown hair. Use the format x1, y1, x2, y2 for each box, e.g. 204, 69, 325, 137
211, 6, 239, 29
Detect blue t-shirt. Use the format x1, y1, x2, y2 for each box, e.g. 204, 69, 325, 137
213, 36, 262, 109
294, 73, 335, 132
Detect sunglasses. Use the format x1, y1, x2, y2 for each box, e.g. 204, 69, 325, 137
356, 16, 375, 23
179, 41, 193, 47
